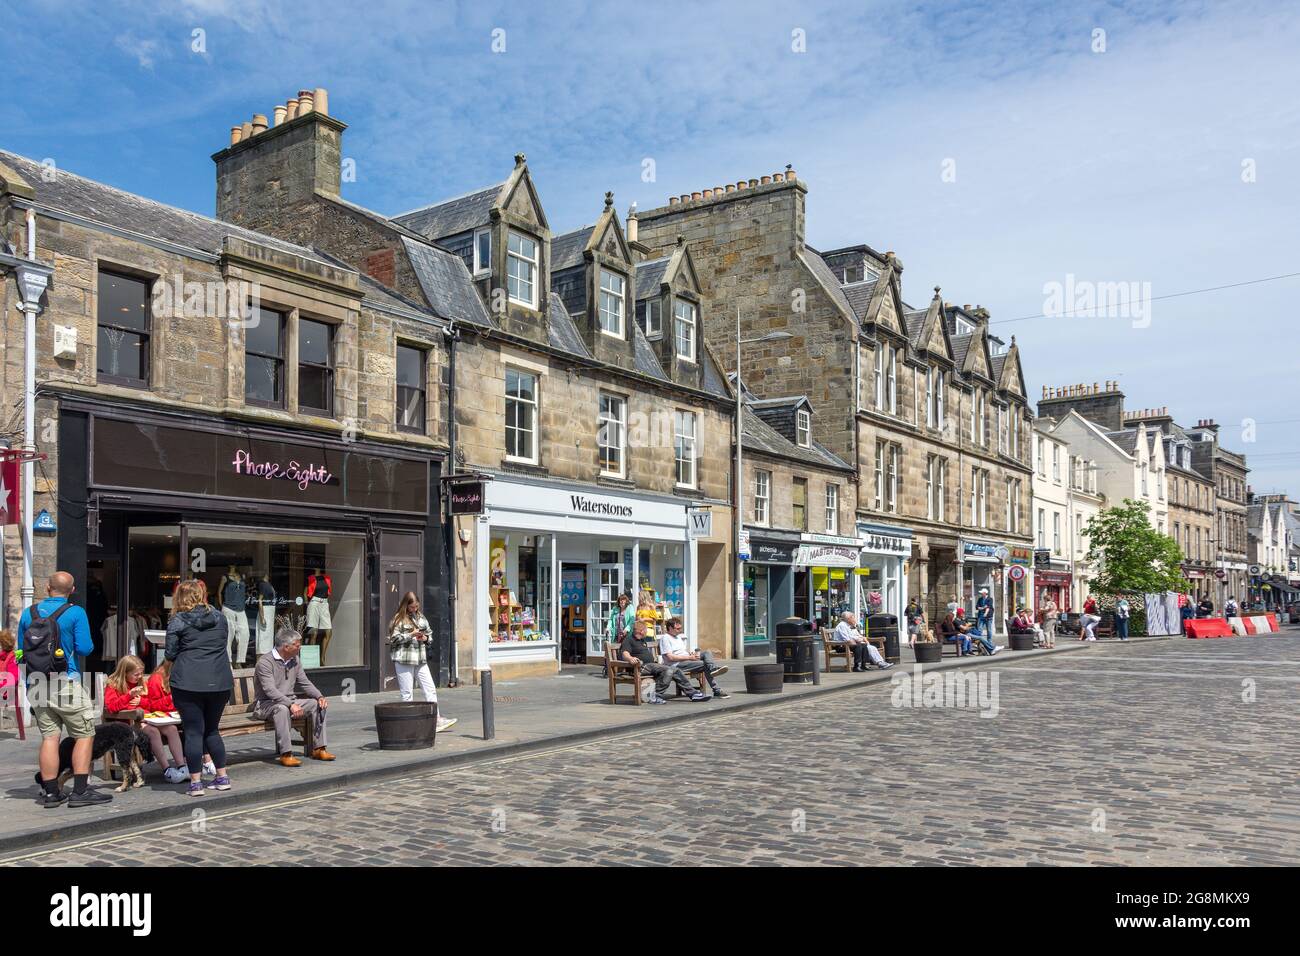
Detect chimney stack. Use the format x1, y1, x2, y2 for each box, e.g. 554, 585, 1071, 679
626, 204, 638, 243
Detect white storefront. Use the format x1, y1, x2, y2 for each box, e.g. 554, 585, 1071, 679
475, 477, 699, 669
856, 523, 912, 622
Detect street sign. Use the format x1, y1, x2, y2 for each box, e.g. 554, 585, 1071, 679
1214, 568, 1227, 580
33, 508, 56, 533
737, 529, 751, 560
1248, 564, 1262, 577
1008, 565, 1027, 582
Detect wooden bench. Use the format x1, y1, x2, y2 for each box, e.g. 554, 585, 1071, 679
604, 641, 708, 704
102, 668, 316, 778
821, 627, 886, 671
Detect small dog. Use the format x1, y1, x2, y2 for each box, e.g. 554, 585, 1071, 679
34, 723, 155, 793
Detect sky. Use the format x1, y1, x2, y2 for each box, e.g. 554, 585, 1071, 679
3, 0, 1297, 491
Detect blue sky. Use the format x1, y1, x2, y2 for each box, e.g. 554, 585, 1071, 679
3, 0, 1297, 490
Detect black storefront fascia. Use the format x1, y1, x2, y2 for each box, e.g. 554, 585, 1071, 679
55, 396, 446, 694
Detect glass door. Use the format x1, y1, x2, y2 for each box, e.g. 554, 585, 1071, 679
591, 563, 623, 656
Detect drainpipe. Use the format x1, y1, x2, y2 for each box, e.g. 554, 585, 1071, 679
443, 323, 461, 687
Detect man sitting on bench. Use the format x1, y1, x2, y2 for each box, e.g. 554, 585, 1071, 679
621, 620, 706, 704
658, 618, 729, 698
833, 612, 893, 672
252, 627, 336, 766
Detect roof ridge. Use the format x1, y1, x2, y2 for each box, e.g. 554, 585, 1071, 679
390, 180, 506, 221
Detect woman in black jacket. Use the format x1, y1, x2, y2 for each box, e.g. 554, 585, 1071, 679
165, 579, 235, 796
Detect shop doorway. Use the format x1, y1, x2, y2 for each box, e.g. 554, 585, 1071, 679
380, 563, 421, 690
793, 569, 810, 622
560, 563, 588, 664
590, 559, 623, 660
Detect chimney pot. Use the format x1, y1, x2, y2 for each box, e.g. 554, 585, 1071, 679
240, 121, 253, 140
273, 105, 287, 126
230, 126, 242, 146
691, 191, 702, 201
725, 183, 735, 193
760, 175, 772, 185
313, 87, 329, 116
251, 114, 268, 135
297, 89, 314, 115
702, 189, 713, 199
748, 179, 759, 188
737, 180, 748, 190
680, 194, 689, 203
285, 99, 299, 121
668, 196, 679, 206
786, 164, 796, 181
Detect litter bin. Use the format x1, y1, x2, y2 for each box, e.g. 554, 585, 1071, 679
775, 616, 815, 684
868, 613, 900, 664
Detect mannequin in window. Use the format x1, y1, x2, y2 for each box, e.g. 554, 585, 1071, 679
217, 565, 250, 664
251, 572, 277, 655
304, 567, 333, 662
102, 603, 140, 660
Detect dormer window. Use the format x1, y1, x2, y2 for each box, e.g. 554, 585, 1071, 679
598, 269, 625, 338
473, 227, 492, 278
673, 299, 696, 363
637, 300, 662, 338
507, 230, 538, 308
796, 409, 811, 447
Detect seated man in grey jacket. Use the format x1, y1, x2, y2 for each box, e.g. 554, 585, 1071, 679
252, 627, 335, 766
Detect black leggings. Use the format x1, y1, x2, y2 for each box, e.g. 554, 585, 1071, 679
172, 688, 228, 775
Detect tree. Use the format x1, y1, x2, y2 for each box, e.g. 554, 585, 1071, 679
1083, 498, 1186, 595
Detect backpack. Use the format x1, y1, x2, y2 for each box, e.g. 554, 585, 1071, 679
22, 603, 72, 676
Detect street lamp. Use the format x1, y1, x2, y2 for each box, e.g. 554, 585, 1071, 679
734, 309, 793, 659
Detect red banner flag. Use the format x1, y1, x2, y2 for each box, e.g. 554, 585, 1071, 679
0, 458, 20, 526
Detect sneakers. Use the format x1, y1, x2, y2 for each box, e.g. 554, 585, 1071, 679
68, 788, 113, 807
877, 661, 894, 669
712, 689, 731, 699
990, 645, 1003, 655
436, 716, 458, 733
710, 665, 730, 678
163, 766, 188, 784
202, 760, 217, 778
40, 789, 68, 809
206, 775, 232, 791
647, 695, 669, 704
186, 781, 205, 797
688, 692, 708, 702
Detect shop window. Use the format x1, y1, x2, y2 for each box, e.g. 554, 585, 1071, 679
396, 344, 427, 434
598, 392, 627, 476
674, 410, 697, 487
505, 368, 538, 463
186, 525, 364, 670
245, 304, 286, 408
96, 268, 152, 388
298, 318, 335, 416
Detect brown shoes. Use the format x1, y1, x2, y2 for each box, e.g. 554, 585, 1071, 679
311, 748, 336, 761
278, 754, 302, 767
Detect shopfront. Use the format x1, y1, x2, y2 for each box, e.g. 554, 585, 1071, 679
1007, 546, 1033, 615
55, 398, 441, 694
475, 477, 701, 672
1034, 562, 1073, 614
856, 523, 911, 622
742, 533, 797, 657
795, 536, 861, 629
960, 539, 1001, 634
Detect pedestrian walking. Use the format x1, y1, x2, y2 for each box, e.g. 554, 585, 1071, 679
975, 587, 994, 639
387, 591, 456, 732
1115, 598, 1131, 641
1041, 597, 1059, 649
166, 579, 234, 796
21, 572, 111, 808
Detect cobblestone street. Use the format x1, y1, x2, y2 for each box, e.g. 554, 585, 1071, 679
7, 636, 1298, 866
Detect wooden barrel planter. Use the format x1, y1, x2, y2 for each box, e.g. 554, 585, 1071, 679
744, 663, 785, 694
1009, 631, 1036, 651
374, 701, 438, 750
914, 642, 942, 663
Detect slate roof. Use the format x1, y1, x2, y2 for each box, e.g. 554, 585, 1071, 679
546, 293, 590, 358
311, 247, 440, 320
903, 308, 928, 344
392, 182, 503, 240
840, 279, 879, 321
551, 226, 594, 272
796, 248, 856, 319
0, 148, 332, 266
635, 256, 669, 300
742, 406, 853, 472
1104, 429, 1141, 456
991, 353, 1008, 382
950, 333, 973, 369
631, 322, 668, 381
400, 236, 493, 328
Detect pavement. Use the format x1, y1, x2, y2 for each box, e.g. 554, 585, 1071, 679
4, 629, 1296, 866
0, 637, 1094, 853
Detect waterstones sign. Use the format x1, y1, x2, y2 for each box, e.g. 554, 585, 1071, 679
569, 494, 633, 518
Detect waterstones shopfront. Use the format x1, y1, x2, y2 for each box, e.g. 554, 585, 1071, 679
471, 477, 719, 674
54, 397, 441, 694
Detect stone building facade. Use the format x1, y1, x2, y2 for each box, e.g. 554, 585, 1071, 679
636, 180, 1036, 631
1184, 420, 1249, 607
0, 143, 449, 694
210, 91, 737, 679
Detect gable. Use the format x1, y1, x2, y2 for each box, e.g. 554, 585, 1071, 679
499, 169, 549, 233
593, 216, 631, 265
924, 307, 951, 360
967, 336, 990, 380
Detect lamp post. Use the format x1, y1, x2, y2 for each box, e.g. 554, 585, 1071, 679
734, 308, 792, 659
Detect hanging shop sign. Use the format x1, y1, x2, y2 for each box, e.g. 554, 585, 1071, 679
1009, 547, 1033, 567
1033, 549, 1052, 569
447, 481, 486, 516
687, 506, 713, 539
1214, 568, 1227, 579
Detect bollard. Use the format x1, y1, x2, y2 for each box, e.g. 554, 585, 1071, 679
480, 668, 495, 740
811, 639, 821, 686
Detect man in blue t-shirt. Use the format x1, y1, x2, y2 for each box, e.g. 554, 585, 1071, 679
17, 571, 111, 808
